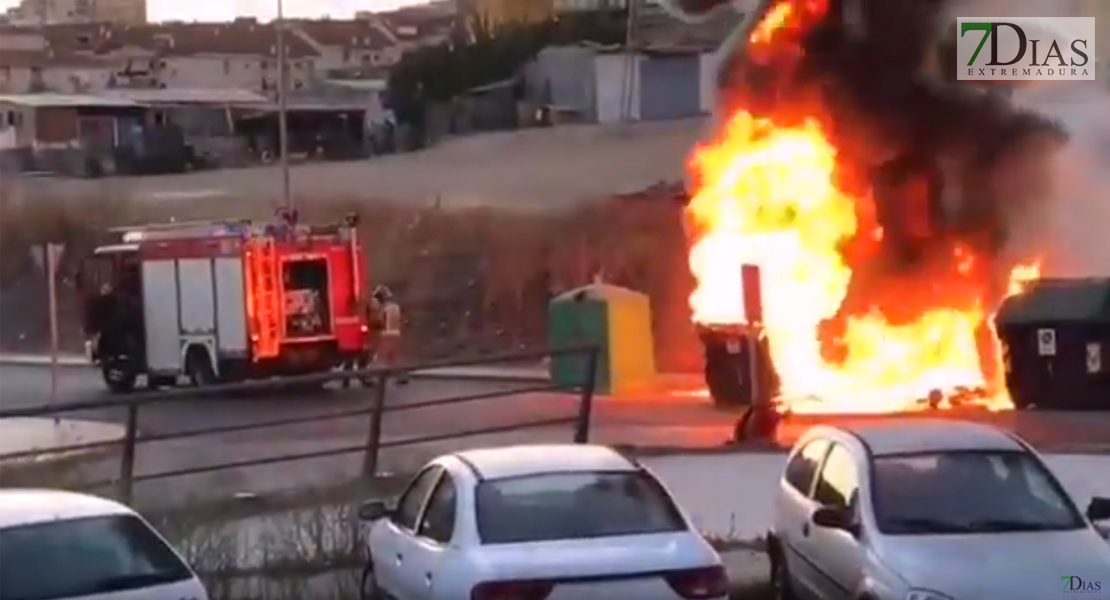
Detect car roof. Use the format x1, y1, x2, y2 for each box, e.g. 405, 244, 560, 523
830, 419, 1025, 456
452, 444, 635, 480
0, 489, 135, 529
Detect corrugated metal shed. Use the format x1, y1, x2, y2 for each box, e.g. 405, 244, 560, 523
639, 52, 703, 120
0, 93, 139, 108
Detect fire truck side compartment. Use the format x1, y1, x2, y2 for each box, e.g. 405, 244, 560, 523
214, 256, 249, 357
142, 259, 181, 374
994, 278, 1110, 410
141, 254, 248, 377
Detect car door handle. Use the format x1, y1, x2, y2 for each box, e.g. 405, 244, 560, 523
395, 553, 403, 565
425, 573, 432, 586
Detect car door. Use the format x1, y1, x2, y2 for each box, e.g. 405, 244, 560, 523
776, 437, 832, 600
807, 442, 866, 600
399, 472, 459, 600
374, 465, 444, 599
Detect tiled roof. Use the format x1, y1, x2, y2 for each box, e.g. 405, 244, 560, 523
378, 8, 457, 42
34, 21, 319, 59
291, 19, 396, 50
631, 0, 747, 51
0, 47, 113, 68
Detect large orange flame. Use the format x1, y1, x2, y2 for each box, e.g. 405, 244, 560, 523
685, 0, 1043, 413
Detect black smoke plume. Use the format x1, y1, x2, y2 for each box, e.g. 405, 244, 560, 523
667, 0, 1066, 377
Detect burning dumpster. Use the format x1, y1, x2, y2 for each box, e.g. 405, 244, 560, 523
995, 278, 1110, 410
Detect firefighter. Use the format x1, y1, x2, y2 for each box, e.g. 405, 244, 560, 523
85, 282, 117, 358
341, 293, 379, 389
373, 286, 407, 385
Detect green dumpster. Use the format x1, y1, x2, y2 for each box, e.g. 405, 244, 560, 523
548, 283, 656, 395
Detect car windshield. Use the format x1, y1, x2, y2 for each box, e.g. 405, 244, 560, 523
0, 514, 194, 600
475, 470, 687, 544
872, 450, 1086, 535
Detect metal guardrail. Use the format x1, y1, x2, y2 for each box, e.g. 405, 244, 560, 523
0, 344, 600, 504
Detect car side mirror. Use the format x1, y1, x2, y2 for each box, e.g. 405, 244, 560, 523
1086, 497, 1110, 522
812, 506, 859, 536
358, 500, 391, 522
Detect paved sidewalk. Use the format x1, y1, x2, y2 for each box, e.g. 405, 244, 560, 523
0, 418, 125, 462
722, 548, 769, 589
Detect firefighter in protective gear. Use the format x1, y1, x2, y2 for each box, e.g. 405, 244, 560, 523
341, 293, 380, 389
373, 285, 407, 385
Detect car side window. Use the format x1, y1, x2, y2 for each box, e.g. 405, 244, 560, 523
394, 466, 444, 530
813, 444, 860, 512
417, 474, 458, 543
785, 439, 831, 495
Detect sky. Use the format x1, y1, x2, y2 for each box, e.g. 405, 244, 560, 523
0, 0, 429, 22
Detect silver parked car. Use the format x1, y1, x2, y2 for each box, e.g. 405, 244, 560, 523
768, 419, 1110, 600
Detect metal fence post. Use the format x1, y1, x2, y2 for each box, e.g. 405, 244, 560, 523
117, 403, 139, 504
361, 373, 388, 479
573, 346, 599, 444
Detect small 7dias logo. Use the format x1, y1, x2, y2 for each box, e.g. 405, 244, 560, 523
957, 17, 1095, 81
1062, 576, 1103, 593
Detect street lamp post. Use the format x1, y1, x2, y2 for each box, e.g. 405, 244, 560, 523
275, 0, 292, 209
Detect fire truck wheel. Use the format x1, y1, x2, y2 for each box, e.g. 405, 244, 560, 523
185, 347, 217, 387
101, 363, 137, 394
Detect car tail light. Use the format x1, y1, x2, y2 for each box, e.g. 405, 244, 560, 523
470, 579, 554, 600
664, 565, 729, 599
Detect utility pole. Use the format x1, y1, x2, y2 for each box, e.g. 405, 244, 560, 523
620, 0, 639, 123
275, 0, 292, 209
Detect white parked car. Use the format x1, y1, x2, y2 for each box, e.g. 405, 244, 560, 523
0, 489, 208, 600
359, 444, 728, 600
768, 419, 1110, 600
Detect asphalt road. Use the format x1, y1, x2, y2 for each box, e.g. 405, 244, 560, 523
0, 365, 736, 504
3, 364, 1109, 505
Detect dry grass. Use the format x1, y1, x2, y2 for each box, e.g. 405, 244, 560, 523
0, 185, 703, 371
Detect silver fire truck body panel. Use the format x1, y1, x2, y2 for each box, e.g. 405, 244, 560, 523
142, 259, 180, 374
214, 257, 249, 358
141, 254, 248, 377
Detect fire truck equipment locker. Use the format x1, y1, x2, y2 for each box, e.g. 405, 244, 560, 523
214, 256, 249, 359
142, 259, 181, 374
994, 278, 1110, 410
178, 257, 218, 374
548, 283, 656, 395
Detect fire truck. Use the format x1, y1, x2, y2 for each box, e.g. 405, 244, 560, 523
77, 210, 371, 393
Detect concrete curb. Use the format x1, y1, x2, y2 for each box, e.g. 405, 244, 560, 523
0, 354, 88, 367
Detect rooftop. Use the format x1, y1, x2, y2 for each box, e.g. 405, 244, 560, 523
0, 489, 132, 529
454, 444, 636, 480
840, 420, 1024, 456
0, 92, 139, 108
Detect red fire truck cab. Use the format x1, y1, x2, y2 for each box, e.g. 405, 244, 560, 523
78, 212, 370, 393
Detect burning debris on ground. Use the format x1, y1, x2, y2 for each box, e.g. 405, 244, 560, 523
663, 0, 1070, 414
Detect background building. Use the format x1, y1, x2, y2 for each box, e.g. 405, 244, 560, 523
2, 0, 146, 25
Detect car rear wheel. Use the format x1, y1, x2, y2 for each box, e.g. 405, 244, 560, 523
770, 547, 797, 600
185, 348, 217, 387
101, 361, 137, 394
